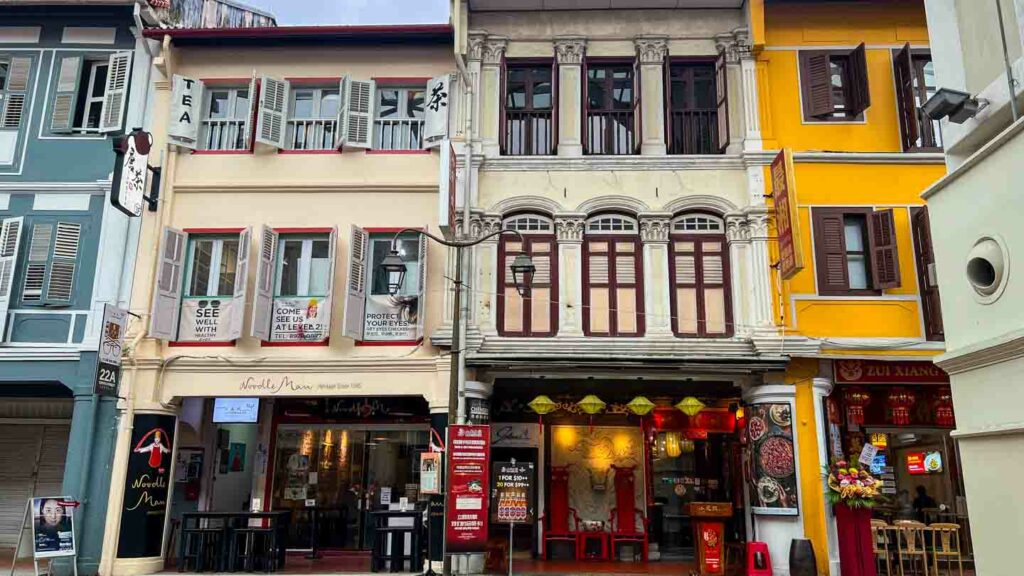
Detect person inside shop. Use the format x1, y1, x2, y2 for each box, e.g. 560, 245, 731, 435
912, 485, 937, 521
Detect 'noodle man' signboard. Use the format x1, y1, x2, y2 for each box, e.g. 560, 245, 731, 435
117, 413, 176, 558
771, 149, 804, 280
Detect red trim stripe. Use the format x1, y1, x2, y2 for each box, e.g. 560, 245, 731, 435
355, 339, 423, 347
260, 339, 331, 347
183, 228, 244, 234
373, 77, 432, 86
274, 227, 334, 234
168, 340, 238, 348
191, 150, 252, 155
365, 149, 431, 155
277, 149, 341, 155
143, 24, 452, 40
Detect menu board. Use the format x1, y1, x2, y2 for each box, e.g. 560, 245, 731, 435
490, 461, 535, 524
747, 403, 799, 516
445, 425, 490, 552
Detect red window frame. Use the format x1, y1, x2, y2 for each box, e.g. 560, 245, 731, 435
582, 234, 644, 337
191, 78, 260, 155
497, 233, 558, 337
668, 232, 733, 338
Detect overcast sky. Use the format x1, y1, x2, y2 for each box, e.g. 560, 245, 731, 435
242, 0, 450, 25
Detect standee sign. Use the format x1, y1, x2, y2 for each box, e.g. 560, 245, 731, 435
771, 149, 803, 280
117, 413, 176, 558
445, 424, 490, 553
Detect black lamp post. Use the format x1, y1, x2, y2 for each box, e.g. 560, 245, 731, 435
380, 226, 532, 575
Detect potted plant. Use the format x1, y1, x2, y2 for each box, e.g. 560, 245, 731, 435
825, 459, 883, 576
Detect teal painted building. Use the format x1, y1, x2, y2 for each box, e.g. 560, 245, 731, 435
0, 2, 157, 573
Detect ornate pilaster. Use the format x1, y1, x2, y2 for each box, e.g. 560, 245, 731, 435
634, 35, 669, 65
639, 214, 672, 335
469, 214, 502, 239
639, 216, 671, 243
479, 36, 508, 158
714, 27, 752, 65
554, 215, 585, 335
555, 216, 585, 243
467, 30, 488, 63
634, 36, 669, 156
481, 37, 508, 66
554, 37, 587, 157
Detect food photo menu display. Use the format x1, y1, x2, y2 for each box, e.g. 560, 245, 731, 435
747, 403, 799, 516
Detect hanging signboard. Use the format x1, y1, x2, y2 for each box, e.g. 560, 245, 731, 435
747, 403, 799, 516
117, 413, 176, 559
445, 424, 490, 552
424, 73, 452, 148
110, 130, 152, 218
169, 75, 202, 149
420, 451, 442, 495
771, 149, 804, 280
95, 304, 128, 396
179, 298, 236, 341
271, 297, 330, 342
490, 461, 535, 524
438, 141, 457, 240
31, 497, 77, 559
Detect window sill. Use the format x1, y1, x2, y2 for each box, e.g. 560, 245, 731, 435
261, 339, 330, 347
278, 149, 341, 155
355, 339, 423, 347
192, 149, 253, 155
365, 149, 431, 155
169, 340, 237, 347
817, 290, 884, 297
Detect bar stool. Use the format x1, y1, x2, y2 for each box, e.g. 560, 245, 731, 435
870, 519, 894, 576
894, 520, 929, 576
230, 526, 278, 573
928, 523, 963, 576
180, 525, 225, 573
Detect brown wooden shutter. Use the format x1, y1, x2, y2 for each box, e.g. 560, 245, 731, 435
847, 43, 871, 117
633, 57, 642, 153
552, 57, 559, 153
911, 207, 943, 340
869, 209, 901, 289
812, 209, 850, 294
804, 52, 835, 118
664, 57, 672, 151
715, 48, 730, 153
499, 55, 508, 155
581, 55, 589, 154
894, 43, 919, 151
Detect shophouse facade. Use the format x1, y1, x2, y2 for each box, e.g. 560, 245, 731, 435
100, 24, 458, 575
918, 0, 1024, 573
0, 2, 165, 572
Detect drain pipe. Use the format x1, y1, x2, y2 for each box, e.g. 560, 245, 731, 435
995, 0, 1020, 121
454, 52, 474, 425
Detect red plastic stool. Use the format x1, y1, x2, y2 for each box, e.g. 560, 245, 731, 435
746, 541, 773, 576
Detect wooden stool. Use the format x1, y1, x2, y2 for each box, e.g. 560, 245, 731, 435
870, 520, 894, 576
929, 523, 963, 576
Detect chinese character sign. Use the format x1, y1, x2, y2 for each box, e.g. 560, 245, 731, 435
445, 425, 490, 553
771, 149, 803, 280
111, 130, 152, 218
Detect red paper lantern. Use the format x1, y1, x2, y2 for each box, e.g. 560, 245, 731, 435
843, 388, 871, 426
934, 387, 955, 427
887, 387, 916, 426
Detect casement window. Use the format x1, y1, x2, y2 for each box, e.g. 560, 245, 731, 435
286, 86, 341, 150
583, 214, 643, 336
667, 54, 729, 155
201, 86, 253, 150
343, 227, 427, 343
251, 227, 338, 343
503, 63, 555, 156
1, 57, 31, 132
0, 217, 24, 337
149, 228, 251, 342
669, 213, 732, 338
498, 215, 557, 337
375, 86, 425, 150
19, 221, 82, 306
585, 63, 639, 155
799, 44, 870, 122
894, 45, 941, 151
911, 207, 943, 341
49, 52, 132, 135
812, 207, 900, 296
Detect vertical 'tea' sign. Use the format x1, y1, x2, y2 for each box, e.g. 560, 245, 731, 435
169, 75, 203, 149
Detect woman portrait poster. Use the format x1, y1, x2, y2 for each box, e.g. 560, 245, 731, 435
31, 497, 76, 557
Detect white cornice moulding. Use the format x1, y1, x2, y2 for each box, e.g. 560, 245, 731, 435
171, 183, 439, 194
0, 180, 110, 193
745, 151, 946, 166
935, 328, 1024, 375
951, 421, 1024, 440
0, 349, 82, 361
133, 356, 443, 373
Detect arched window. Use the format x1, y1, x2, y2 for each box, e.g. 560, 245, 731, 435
670, 212, 732, 337
584, 214, 644, 336
498, 214, 557, 337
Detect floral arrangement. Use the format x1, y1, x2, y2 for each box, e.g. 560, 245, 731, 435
824, 458, 883, 508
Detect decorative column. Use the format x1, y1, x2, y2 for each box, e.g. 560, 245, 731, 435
634, 36, 669, 156
554, 37, 587, 157
736, 31, 762, 152
479, 36, 507, 158
725, 215, 752, 338
714, 29, 750, 155
467, 31, 487, 152
747, 210, 775, 333
471, 213, 502, 335
812, 371, 842, 576
555, 215, 585, 335
640, 214, 672, 335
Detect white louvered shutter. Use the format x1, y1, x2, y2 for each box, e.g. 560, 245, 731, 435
1, 57, 31, 130
149, 227, 187, 341
226, 227, 251, 340
45, 222, 80, 304
415, 230, 428, 340
342, 225, 367, 340
343, 79, 375, 149
99, 51, 132, 133
334, 76, 349, 149
243, 74, 258, 149
250, 225, 277, 341
423, 74, 452, 149
255, 76, 289, 149
50, 56, 82, 133
321, 226, 339, 340
21, 223, 51, 304
0, 217, 24, 340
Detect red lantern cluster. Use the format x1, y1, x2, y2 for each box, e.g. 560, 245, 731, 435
843, 388, 871, 426
934, 387, 955, 427
887, 387, 916, 426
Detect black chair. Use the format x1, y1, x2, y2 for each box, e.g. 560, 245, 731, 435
229, 526, 278, 573
180, 525, 226, 572
369, 510, 423, 573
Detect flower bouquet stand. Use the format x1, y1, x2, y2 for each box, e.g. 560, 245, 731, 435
826, 459, 882, 576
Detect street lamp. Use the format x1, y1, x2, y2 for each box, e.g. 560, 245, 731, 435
379, 226, 533, 576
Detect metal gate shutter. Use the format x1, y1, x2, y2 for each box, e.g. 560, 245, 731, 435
0, 424, 71, 552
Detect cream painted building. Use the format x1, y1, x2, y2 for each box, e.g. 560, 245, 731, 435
99, 25, 460, 574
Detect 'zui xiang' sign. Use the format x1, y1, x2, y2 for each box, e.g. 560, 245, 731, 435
117, 413, 176, 559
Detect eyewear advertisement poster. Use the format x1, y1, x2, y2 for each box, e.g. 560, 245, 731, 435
747, 403, 799, 516
271, 297, 330, 342
364, 235, 421, 342
117, 413, 176, 558
420, 452, 442, 495
31, 497, 76, 558
179, 298, 235, 342
490, 461, 535, 524
445, 425, 490, 552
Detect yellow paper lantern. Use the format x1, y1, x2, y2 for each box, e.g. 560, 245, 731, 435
577, 395, 607, 415
680, 437, 696, 454
528, 395, 558, 415
665, 432, 682, 458
626, 396, 656, 416
676, 396, 705, 417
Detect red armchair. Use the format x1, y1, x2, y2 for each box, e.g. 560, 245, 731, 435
541, 465, 581, 559
608, 465, 648, 561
